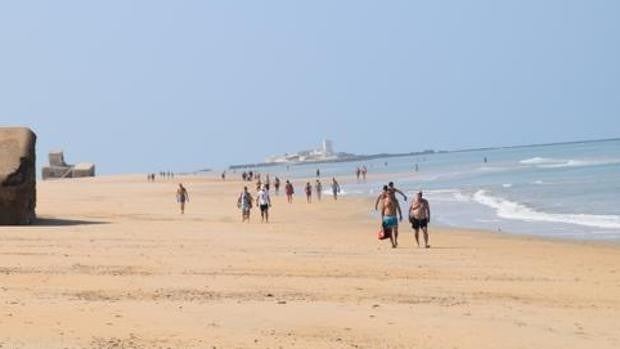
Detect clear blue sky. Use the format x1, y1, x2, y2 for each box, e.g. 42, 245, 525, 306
1, 1, 619, 174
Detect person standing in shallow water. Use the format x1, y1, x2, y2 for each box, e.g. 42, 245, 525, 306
176, 183, 189, 214
331, 178, 341, 200
304, 182, 312, 203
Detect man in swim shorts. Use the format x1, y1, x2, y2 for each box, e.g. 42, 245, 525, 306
409, 191, 431, 248
381, 192, 402, 248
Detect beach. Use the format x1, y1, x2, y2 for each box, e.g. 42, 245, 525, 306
1, 175, 619, 349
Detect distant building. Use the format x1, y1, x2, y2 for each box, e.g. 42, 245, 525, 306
265, 139, 345, 164
42, 150, 95, 179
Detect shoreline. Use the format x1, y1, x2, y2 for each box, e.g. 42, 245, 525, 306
2, 174, 618, 348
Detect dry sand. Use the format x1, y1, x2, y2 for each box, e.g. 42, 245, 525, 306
0, 175, 619, 348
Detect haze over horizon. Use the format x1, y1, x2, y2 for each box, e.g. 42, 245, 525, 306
1, 1, 619, 174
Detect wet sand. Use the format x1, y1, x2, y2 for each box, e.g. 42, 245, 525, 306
0, 175, 619, 348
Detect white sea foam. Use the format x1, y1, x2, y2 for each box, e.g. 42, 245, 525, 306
502, 183, 512, 188
519, 157, 562, 165
424, 189, 470, 203
471, 190, 620, 229
519, 157, 620, 169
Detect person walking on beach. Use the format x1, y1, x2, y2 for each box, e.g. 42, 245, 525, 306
315, 179, 323, 201
355, 167, 361, 181
274, 177, 281, 195
256, 185, 272, 223
331, 178, 341, 200
409, 191, 431, 248
374, 182, 407, 212
380, 190, 402, 248
361, 165, 367, 180
316, 168, 320, 178
285, 180, 294, 203
176, 183, 189, 214
237, 186, 253, 222
304, 182, 312, 203
375, 185, 403, 217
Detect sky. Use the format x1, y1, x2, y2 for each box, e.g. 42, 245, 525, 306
1, 0, 619, 174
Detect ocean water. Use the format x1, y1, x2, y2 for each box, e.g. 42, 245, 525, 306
233, 139, 620, 240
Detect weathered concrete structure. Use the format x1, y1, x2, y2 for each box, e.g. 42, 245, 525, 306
72, 163, 96, 178
0, 127, 37, 225
42, 151, 95, 179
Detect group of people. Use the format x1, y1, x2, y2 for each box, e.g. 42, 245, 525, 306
173, 172, 432, 249
236, 185, 272, 223
302, 178, 341, 203
148, 171, 175, 182
375, 182, 431, 249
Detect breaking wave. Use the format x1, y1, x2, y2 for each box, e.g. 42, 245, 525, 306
471, 190, 620, 229
519, 157, 620, 169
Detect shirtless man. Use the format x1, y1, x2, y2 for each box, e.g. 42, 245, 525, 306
409, 191, 431, 248
374, 182, 407, 212
380, 190, 402, 248
375, 185, 403, 218
176, 183, 189, 214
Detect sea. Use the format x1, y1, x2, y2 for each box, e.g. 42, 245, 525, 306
234, 139, 620, 241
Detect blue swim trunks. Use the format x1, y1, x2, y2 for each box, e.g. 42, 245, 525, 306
382, 215, 398, 229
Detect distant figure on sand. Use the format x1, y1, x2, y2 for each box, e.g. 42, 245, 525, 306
331, 178, 341, 200
361, 165, 367, 180
305, 182, 312, 203
274, 177, 281, 195
256, 185, 272, 223
285, 180, 294, 203
256, 178, 262, 191
176, 183, 189, 214
380, 187, 402, 248
409, 191, 431, 248
221, 171, 226, 181
315, 180, 323, 201
316, 168, 320, 177
237, 186, 253, 222
355, 167, 361, 181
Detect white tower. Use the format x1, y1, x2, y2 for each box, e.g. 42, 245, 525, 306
322, 139, 334, 156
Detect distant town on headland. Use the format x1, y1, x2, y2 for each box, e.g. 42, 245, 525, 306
228, 139, 435, 170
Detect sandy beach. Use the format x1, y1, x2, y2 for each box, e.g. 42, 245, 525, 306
0, 175, 618, 349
